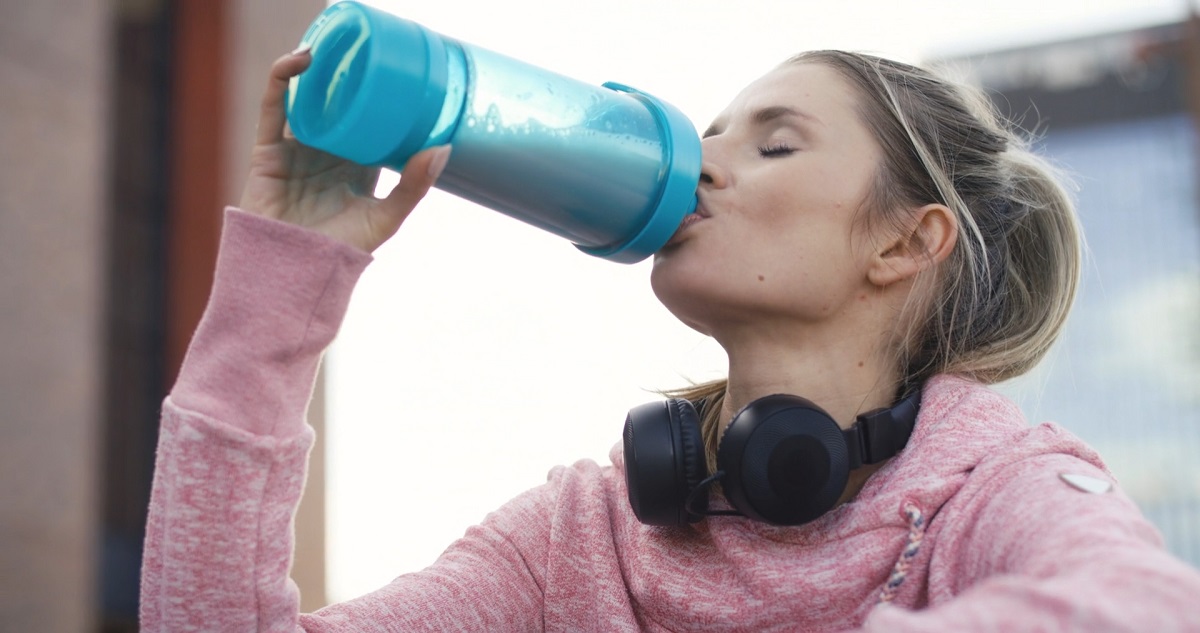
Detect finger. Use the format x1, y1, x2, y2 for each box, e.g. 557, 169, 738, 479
375, 145, 451, 229
348, 164, 382, 197
255, 48, 312, 146
387, 145, 450, 206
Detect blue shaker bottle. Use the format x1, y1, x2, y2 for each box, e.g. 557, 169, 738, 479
286, 1, 701, 263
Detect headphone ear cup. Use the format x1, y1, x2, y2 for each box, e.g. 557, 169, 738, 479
717, 395, 849, 526
623, 398, 707, 526
670, 398, 708, 510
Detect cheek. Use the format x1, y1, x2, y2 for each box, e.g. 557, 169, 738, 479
752, 169, 845, 224
780, 154, 876, 219
748, 187, 797, 226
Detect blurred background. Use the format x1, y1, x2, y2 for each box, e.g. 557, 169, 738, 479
2, 0, 1197, 630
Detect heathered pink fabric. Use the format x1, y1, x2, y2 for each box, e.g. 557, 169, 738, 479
141, 209, 1200, 632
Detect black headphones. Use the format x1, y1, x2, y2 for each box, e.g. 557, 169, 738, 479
622, 391, 920, 527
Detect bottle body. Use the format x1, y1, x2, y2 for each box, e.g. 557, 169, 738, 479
286, 1, 700, 263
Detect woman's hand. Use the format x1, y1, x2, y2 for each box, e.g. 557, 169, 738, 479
238, 47, 450, 253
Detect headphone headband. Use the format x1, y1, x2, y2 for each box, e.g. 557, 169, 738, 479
842, 390, 921, 470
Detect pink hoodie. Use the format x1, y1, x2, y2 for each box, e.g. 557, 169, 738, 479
140, 210, 1200, 632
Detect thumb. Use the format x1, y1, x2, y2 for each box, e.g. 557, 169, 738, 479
360, 145, 451, 252
381, 145, 451, 216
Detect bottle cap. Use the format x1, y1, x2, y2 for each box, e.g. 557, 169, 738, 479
286, 1, 448, 167
579, 83, 701, 263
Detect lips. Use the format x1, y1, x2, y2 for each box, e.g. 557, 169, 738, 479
663, 207, 708, 247
676, 213, 705, 231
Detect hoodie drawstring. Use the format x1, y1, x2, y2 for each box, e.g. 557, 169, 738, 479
877, 502, 926, 604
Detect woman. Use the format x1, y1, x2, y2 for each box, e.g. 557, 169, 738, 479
140, 47, 1200, 631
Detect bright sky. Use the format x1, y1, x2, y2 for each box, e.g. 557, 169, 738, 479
323, 0, 1187, 602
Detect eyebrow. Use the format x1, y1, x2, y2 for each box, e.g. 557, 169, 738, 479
703, 105, 819, 138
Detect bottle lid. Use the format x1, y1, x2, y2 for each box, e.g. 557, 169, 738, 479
286, 1, 448, 167
579, 83, 700, 264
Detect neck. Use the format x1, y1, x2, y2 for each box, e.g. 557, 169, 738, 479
715, 323, 901, 434
711, 316, 904, 509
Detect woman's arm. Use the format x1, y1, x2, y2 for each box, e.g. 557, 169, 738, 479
300, 479, 554, 632
140, 49, 541, 631
139, 208, 368, 631
140, 211, 553, 631
860, 449, 1200, 632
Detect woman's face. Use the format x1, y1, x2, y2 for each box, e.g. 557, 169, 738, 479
651, 62, 887, 339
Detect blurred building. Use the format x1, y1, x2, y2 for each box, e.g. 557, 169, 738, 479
937, 19, 1200, 567
1, 1, 324, 631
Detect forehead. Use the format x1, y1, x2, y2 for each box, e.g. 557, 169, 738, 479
710, 63, 861, 130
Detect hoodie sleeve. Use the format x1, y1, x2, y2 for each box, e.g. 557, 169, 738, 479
859, 433, 1200, 632
140, 208, 371, 631
139, 209, 552, 632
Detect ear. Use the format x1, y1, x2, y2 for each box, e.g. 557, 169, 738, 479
867, 203, 958, 287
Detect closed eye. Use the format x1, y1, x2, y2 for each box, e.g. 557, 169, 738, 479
758, 142, 796, 157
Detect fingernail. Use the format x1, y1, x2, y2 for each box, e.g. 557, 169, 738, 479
291, 43, 312, 57
427, 145, 452, 178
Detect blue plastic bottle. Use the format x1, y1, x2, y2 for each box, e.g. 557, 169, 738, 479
286, 1, 700, 263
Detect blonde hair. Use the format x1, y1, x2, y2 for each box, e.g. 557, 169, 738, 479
672, 51, 1083, 469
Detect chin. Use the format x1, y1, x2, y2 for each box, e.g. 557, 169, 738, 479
650, 252, 717, 337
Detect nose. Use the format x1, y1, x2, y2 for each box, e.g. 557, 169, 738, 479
698, 138, 729, 189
